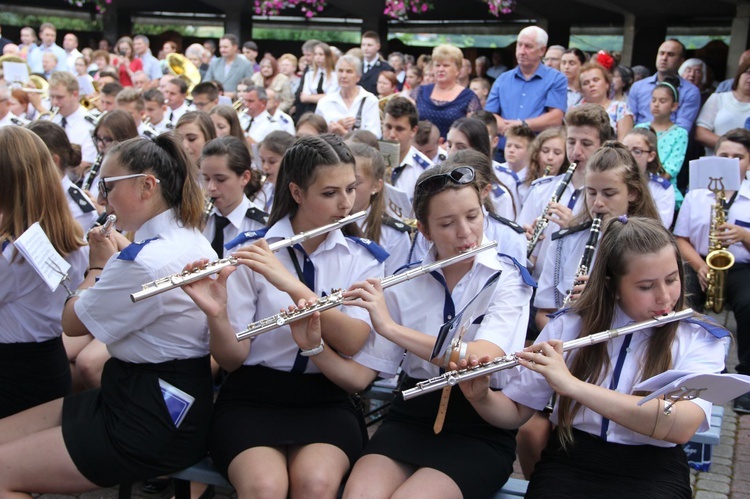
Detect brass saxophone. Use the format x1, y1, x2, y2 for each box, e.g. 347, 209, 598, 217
704, 178, 735, 313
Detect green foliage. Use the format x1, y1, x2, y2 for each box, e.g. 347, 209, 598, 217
252, 27, 360, 44
0, 12, 102, 31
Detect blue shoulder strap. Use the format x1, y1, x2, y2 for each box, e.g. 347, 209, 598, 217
224, 227, 269, 251
649, 173, 671, 190
498, 252, 536, 287
346, 236, 390, 263
117, 237, 158, 261
413, 153, 431, 170
685, 315, 730, 339
1, 240, 9, 252
495, 164, 520, 183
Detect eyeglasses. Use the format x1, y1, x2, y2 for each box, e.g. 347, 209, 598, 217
416, 166, 475, 194
627, 147, 651, 157
93, 135, 115, 146
98, 173, 159, 199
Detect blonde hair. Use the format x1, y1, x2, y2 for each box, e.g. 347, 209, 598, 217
0, 127, 85, 256
431, 44, 463, 71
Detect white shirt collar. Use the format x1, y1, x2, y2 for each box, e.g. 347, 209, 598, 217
134, 209, 180, 241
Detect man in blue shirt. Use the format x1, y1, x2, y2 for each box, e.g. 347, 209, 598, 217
627, 39, 701, 131
27, 22, 67, 74
134, 35, 163, 82
485, 26, 567, 158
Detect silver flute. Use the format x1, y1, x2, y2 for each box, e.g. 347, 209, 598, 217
401, 308, 694, 400
99, 214, 117, 236
130, 211, 367, 303
235, 241, 498, 342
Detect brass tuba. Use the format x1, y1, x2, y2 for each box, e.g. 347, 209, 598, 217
704, 177, 735, 313
166, 53, 201, 96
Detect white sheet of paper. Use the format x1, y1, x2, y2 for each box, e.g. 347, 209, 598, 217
2, 61, 29, 83
384, 183, 413, 220
12, 222, 71, 291
689, 156, 741, 192
635, 370, 750, 406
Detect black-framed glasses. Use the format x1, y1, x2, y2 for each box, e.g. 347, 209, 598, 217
93, 135, 115, 146
416, 166, 475, 194
627, 147, 651, 157
98, 173, 160, 199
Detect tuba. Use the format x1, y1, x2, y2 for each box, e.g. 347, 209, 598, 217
704, 178, 735, 313
166, 53, 201, 96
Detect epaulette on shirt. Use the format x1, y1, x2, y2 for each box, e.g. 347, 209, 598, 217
551, 220, 593, 241
495, 164, 520, 183
530, 175, 555, 187
685, 314, 731, 339
491, 184, 507, 198
413, 153, 431, 170
382, 214, 415, 233
278, 114, 290, 124
246, 207, 270, 225
488, 212, 524, 234
649, 173, 671, 189
117, 237, 158, 261
224, 227, 270, 251
346, 236, 390, 263
68, 187, 96, 213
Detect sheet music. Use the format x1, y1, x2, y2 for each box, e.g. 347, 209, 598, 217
12, 222, 71, 292
2, 61, 29, 83
688, 156, 741, 192
635, 370, 750, 406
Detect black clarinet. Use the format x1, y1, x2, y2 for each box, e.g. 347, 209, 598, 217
562, 213, 604, 307
81, 153, 104, 192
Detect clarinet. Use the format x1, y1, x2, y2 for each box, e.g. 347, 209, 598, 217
130, 211, 367, 302
561, 213, 604, 307
527, 163, 578, 258
235, 241, 498, 341
81, 153, 104, 192
401, 309, 694, 400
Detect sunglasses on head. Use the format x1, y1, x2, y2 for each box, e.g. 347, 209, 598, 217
416, 166, 475, 194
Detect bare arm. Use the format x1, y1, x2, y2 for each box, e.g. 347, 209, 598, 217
695, 126, 719, 150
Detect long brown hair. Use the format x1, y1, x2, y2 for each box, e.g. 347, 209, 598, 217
557, 216, 685, 446
0, 127, 85, 256
525, 127, 570, 186
573, 141, 660, 225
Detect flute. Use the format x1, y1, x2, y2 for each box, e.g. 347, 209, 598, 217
130, 211, 367, 302
235, 241, 498, 342
99, 214, 117, 236
401, 309, 694, 400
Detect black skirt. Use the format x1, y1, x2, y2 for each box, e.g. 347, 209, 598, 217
209, 364, 366, 478
526, 428, 691, 498
0, 337, 71, 418
62, 356, 213, 487
363, 376, 517, 499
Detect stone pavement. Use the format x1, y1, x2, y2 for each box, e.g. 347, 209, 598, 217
37, 311, 749, 499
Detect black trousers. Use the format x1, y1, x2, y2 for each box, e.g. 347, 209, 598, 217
684, 261, 750, 374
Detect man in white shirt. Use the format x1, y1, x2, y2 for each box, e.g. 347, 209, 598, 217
47, 72, 96, 178
265, 88, 296, 136
143, 89, 173, 132
63, 33, 83, 71
242, 85, 282, 144
163, 77, 193, 123
28, 22, 68, 73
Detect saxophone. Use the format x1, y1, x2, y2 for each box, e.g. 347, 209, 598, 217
527, 162, 577, 258
704, 178, 735, 313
